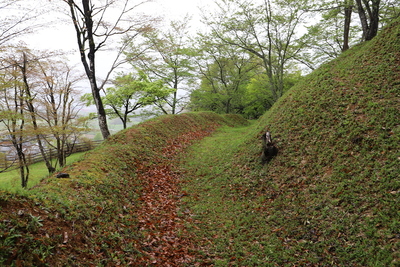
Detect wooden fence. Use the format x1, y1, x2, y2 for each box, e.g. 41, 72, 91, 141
0, 140, 103, 170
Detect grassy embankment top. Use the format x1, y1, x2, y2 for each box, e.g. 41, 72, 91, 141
0, 111, 249, 265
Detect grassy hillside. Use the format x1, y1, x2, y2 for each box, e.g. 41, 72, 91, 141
0, 112, 249, 266
0, 18, 398, 266
180, 18, 399, 265
254, 17, 399, 265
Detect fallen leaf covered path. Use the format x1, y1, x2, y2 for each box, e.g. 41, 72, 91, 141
133, 129, 217, 266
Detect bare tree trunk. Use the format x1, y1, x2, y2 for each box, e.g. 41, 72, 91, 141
18, 149, 29, 188
83, 0, 110, 139
343, 2, 353, 51
66, 0, 110, 139
122, 112, 128, 129
4, 64, 30, 187
355, 0, 381, 41
20, 53, 55, 174
172, 91, 177, 114
91, 84, 110, 139
11, 132, 29, 188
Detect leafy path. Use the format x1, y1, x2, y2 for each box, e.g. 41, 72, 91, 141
0, 114, 252, 266
133, 125, 256, 265
133, 129, 218, 265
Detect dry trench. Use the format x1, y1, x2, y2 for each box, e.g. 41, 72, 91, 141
133, 129, 215, 266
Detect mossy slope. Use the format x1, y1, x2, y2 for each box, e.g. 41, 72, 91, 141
194, 18, 399, 265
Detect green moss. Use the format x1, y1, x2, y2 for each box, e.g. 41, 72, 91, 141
180, 18, 400, 265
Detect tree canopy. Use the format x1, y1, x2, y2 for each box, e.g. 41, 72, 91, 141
82, 71, 174, 129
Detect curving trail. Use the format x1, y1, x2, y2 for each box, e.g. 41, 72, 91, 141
134, 130, 215, 266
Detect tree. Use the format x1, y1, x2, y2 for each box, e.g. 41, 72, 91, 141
0, 48, 56, 175
62, 0, 154, 139
84, 72, 173, 129
297, 1, 361, 69
191, 36, 258, 114
19, 51, 59, 173
299, 0, 399, 69
125, 16, 195, 114
343, 0, 354, 51
1, 46, 88, 184
35, 59, 88, 168
241, 75, 275, 118
379, 0, 400, 26
355, 0, 381, 41
0, 50, 31, 187
242, 70, 301, 118
203, 0, 307, 102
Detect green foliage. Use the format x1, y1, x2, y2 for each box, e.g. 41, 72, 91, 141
242, 71, 303, 118
190, 48, 255, 115
82, 72, 174, 128
300, 0, 400, 68
105, 72, 173, 110
125, 16, 196, 114
191, 67, 302, 119
191, 0, 307, 117
202, 0, 307, 99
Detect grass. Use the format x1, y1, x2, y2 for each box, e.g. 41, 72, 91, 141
178, 18, 400, 266
0, 18, 399, 266
0, 152, 86, 193
181, 122, 398, 266
181, 125, 278, 266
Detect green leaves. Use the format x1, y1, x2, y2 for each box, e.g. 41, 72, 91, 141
124, 16, 195, 114
98, 72, 175, 129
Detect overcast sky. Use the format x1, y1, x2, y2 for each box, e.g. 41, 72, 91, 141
28, 0, 214, 52
21, 0, 215, 88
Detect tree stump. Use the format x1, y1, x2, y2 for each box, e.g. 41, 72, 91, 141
260, 131, 278, 164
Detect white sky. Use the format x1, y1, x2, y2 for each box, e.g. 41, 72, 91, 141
28, 0, 213, 53
24, 0, 214, 88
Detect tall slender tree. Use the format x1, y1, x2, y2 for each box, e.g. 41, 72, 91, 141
299, 0, 398, 69
343, 0, 354, 51
63, 0, 154, 139
36, 59, 87, 168
18, 51, 56, 173
0, 51, 30, 187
